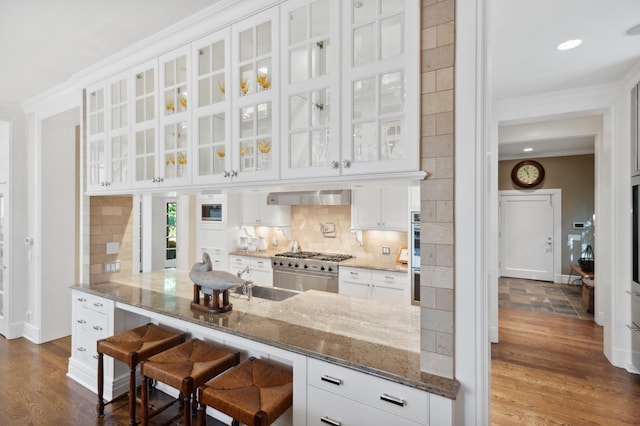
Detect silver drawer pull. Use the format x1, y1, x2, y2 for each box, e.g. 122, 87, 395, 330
349, 271, 358, 275
93, 355, 99, 360
77, 347, 87, 352
384, 276, 395, 280
76, 297, 87, 302
626, 290, 640, 297
93, 302, 103, 308
320, 375, 343, 386
93, 325, 103, 331
321, 417, 341, 426
76, 319, 86, 324
380, 393, 406, 407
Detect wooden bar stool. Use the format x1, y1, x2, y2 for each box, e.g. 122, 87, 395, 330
197, 357, 293, 426
96, 323, 186, 425
140, 339, 240, 426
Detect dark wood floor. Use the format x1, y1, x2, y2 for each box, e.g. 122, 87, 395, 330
1, 309, 639, 425
0, 335, 221, 425
491, 308, 640, 425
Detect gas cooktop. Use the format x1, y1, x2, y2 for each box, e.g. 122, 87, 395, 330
274, 251, 352, 262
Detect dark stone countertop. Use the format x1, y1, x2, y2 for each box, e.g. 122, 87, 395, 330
71, 269, 458, 399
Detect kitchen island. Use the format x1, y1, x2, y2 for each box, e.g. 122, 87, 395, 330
69, 269, 458, 425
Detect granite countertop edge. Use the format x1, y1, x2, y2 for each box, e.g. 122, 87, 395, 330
71, 282, 458, 399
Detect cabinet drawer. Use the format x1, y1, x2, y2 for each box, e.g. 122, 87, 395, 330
73, 332, 100, 369
307, 358, 428, 424
75, 307, 109, 339
370, 270, 407, 288
339, 267, 370, 283
307, 385, 422, 426
73, 292, 113, 315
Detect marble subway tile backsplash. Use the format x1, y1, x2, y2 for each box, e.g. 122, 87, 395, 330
252, 205, 408, 263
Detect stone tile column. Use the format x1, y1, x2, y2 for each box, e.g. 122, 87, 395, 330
420, 0, 455, 379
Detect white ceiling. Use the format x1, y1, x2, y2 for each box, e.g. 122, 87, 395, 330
490, 0, 640, 159
2, 0, 639, 159
0, 0, 219, 105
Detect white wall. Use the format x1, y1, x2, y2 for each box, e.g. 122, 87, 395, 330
37, 108, 79, 342
0, 105, 28, 339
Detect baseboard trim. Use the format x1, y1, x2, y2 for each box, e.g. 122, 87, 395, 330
22, 322, 40, 343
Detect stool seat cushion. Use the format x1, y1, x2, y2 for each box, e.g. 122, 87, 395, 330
200, 358, 293, 425
97, 323, 185, 366
142, 339, 238, 394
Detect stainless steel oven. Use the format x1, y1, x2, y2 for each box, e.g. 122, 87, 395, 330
411, 211, 421, 304
271, 252, 351, 293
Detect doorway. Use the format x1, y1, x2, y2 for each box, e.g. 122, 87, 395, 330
499, 190, 561, 282
165, 200, 177, 268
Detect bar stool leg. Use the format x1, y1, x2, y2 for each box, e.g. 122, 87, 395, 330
128, 365, 137, 426
141, 375, 149, 426
97, 352, 105, 417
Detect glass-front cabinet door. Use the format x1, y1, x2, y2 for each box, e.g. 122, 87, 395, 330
86, 82, 107, 191
230, 7, 280, 183
281, 0, 340, 179
159, 46, 191, 185
132, 59, 160, 189
106, 72, 130, 190
342, 0, 419, 175
192, 28, 232, 184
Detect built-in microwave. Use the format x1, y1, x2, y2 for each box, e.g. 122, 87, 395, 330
201, 202, 223, 222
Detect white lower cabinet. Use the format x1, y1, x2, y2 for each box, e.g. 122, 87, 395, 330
229, 255, 273, 286
201, 246, 229, 272
339, 267, 409, 304
307, 358, 428, 425
307, 386, 422, 426
68, 290, 148, 400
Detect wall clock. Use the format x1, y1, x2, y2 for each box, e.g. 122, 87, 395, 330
511, 160, 545, 188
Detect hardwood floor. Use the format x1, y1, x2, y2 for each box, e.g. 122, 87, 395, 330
491, 308, 640, 425
1, 312, 639, 425
0, 335, 222, 425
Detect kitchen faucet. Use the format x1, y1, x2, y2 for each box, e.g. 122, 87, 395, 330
236, 266, 253, 300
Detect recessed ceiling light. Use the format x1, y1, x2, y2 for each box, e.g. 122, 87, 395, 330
626, 23, 640, 36
523, 148, 533, 152
557, 39, 582, 51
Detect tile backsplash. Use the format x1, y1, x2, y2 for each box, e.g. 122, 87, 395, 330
89, 196, 133, 283
254, 205, 408, 263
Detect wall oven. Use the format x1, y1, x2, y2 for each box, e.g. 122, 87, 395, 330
411, 211, 421, 304
631, 177, 640, 369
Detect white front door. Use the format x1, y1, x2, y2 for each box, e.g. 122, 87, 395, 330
0, 189, 7, 336
499, 191, 560, 282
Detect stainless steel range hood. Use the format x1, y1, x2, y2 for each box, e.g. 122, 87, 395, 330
267, 189, 351, 206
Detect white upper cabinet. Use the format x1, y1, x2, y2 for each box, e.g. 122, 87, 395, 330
241, 191, 291, 227
192, 28, 232, 184
341, 0, 419, 175
86, 81, 107, 191
230, 7, 280, 183
131, 59, 161, 189
83, 1, 420, 194
351, 185, 408, 230
280, 0, 341, 179
86, 72, 131, 192
159, 45, 191, 186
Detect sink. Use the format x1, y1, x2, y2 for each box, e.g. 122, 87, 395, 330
233, 285, 300, 301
